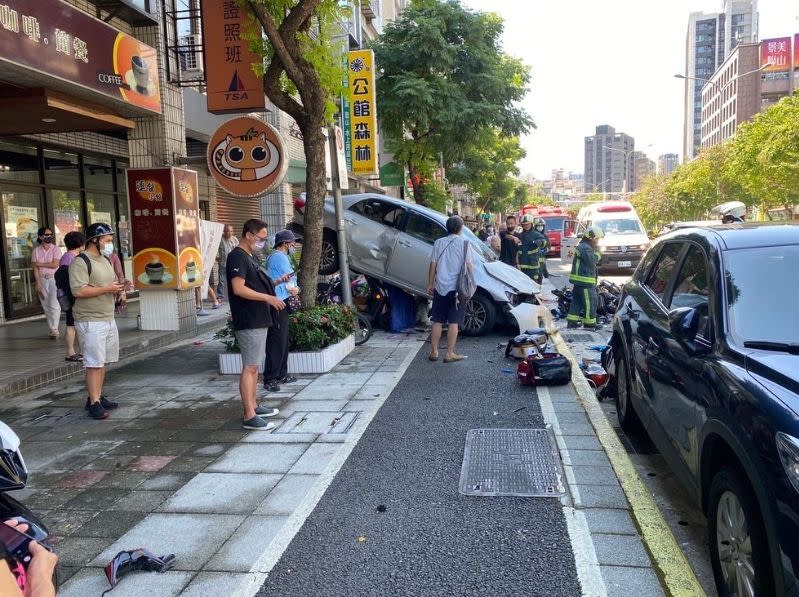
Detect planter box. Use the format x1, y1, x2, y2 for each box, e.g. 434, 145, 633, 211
217, 334, 354, 375
218, 353, 264, 375
288, 334, 355, 374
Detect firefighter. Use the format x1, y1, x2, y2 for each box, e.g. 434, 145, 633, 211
533, 217, 551, 282
566, 225, 604, 329
518, 215, 548, 283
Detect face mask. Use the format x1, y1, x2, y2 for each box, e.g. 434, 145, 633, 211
41, 235, 53, 244
288, 245, 297, 255
253, 239, 267, 252
101, 242, 115, 257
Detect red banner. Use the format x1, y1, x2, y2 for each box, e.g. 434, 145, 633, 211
760, 37, 791, 72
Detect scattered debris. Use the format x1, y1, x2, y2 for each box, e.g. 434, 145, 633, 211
512, 407, 526, 413
376, 504, 387, 513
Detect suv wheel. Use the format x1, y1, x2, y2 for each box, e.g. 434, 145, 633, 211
615, 352, 641, 432
461, 292, 496, 336
319, 231, 339, 275
708, 466, 773, 597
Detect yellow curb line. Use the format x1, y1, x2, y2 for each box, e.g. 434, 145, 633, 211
551, 330, 706, 597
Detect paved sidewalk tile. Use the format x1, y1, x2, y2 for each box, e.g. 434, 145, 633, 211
60, 569, 193, 597
573, 484, 629, 509
255, 474, 319, 515
592, 534, 652, 567
566, 464, 621, 487
560, 448, 612, 467
91, 513, 244, 570
288, 443, 342, 475
205, 515, 288, 571
180, 572, 253, 597
601, 565, 666, 596
582, 508, 638, 536
206, 443, 309, 474
240, 432, 320, 444
159, 472, 282, 513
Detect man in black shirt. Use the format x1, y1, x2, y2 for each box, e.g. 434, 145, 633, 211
227, 219, 289, 430
499, 215, 521, 268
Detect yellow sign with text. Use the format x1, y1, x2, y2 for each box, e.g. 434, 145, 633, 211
347, 50, 378, 176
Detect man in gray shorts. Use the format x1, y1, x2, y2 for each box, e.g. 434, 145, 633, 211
227, 219, 289, 430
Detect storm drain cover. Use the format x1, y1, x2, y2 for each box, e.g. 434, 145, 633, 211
459, 428, 565, 497
561, 332, 596, 343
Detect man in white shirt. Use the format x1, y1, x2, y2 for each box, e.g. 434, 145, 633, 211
426, 215, 472, 363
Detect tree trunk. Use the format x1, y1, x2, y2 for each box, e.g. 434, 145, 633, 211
298, 110, 328, 308
408, 160, 426, 206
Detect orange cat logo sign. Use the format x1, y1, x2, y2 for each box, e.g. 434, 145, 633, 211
207, 117, 287, 198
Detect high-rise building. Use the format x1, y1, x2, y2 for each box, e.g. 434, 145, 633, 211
683, 0, 758, 161
631, 152, 656, 191
658, 153, 680, 175
584, 125, 634, 194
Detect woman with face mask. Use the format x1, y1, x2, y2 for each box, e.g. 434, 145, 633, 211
31, 226, 63, 338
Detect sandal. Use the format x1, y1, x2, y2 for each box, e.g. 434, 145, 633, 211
428, 354, 439, 361
443, 354, 467, 363
65, 354, 83, 362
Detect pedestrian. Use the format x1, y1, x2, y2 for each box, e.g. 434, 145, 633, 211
518, 215, 548, 283
0, 519, 58, 597
217, 224, 239, 299
227, 219, 286, 430
263, 229, 300, 392
59, 231, 85, 362
31, 226, 62, 338
499, 215, 521, 267
427, 215, 472, 363
69, 223, 125, 420
566, 225, 604, 330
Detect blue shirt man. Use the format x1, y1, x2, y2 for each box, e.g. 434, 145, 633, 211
265, 250, 295, 300
263, 229, 299, 392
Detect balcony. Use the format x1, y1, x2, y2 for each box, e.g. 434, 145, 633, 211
95, 0, 159, 26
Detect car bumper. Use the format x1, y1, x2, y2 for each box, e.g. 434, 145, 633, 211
599, 251, 644, 270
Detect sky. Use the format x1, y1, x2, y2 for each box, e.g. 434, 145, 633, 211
461, 0, 799, 180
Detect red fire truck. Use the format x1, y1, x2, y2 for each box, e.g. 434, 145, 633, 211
517, 205, 572, 256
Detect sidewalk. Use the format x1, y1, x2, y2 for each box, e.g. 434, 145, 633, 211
0, 300, 228, 400
0, 328, 424, 596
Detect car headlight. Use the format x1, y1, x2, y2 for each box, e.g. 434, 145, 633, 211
776, 432, 799, 493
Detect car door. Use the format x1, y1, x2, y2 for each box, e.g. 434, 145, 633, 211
387, 210, 447, 295
650, 243, 714, 483
629, 242, 686, 431
344, 198, 406, 277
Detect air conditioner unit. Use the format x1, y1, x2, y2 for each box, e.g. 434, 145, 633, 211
179, 33, 204, 80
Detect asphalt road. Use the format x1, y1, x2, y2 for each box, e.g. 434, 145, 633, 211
257, 334, 581, 597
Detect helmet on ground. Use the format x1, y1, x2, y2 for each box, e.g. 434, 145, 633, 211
520, 214, 534, 225
533, 217, 546, 232
583, 225, 604, 240
86, 222, 115, 241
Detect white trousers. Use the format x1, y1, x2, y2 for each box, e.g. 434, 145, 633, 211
38, 276, 61, 331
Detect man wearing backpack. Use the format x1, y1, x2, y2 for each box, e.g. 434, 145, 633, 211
56, 231, 86, 362
69, 223, 125, 420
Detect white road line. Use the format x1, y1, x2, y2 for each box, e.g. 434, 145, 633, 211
538, 385, 607, 597
233, 338, 424, 597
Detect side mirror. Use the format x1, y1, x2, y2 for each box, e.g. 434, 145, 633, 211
668, 307, 702, 352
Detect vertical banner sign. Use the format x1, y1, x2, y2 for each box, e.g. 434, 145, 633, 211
340, 54, 352, 172
347, 50, 378, 175
201, 0, 266, 114
760, 37, 791, 72
199, 219, 224, 300
127, 167, 203, 290
334, 125, 349, 189
795, 34, 799, 70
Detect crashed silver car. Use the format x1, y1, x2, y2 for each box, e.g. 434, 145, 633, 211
292, 193, 538, 335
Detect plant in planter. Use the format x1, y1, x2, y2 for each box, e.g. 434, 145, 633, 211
288, 304, 357, 373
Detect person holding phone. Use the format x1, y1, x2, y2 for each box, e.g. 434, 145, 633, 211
0, 519, 58, 597
262, 230, 299, 392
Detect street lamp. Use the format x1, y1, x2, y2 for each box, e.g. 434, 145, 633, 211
602, 143, 652, 195
591, 178, 611, 193
674, 63, 769, 94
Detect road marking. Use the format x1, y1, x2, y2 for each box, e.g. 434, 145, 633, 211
550, 332, 706, 597
539, 386, 606, 597
233, 339, 423, 597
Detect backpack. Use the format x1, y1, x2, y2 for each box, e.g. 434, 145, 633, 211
457, 239, 477, 302
55, 253, 104, 311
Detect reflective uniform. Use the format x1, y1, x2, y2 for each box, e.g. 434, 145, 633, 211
567, 239, 600, 326
519, 228, 548, 283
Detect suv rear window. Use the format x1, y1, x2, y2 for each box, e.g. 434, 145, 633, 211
644, 242, 683, 303
349, 199, 405, 228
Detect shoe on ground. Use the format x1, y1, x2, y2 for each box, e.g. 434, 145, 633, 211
87, 401, 109, 420
49, 329, 59, 338
264, 380, 281, 392
279, 375, 297, 384
242, 416, 276, 431
85, 396, 119, 410
255, 405, 280, 417
583, 324, 604, 331
566, 322, 580, 329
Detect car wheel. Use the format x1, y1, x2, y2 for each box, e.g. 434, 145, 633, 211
615, 352, 641, 432
318, 231, 339, 275
708, 466, 773, 597
461, 292, 496, 336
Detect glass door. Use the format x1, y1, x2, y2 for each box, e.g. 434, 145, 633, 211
1, 187, 45, 318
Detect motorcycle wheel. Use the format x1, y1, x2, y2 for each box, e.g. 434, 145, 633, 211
355, 313, 372, 345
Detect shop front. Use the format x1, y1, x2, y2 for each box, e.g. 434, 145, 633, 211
0, 0, 162, 322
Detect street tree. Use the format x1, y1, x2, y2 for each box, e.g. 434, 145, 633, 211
372, 0, 533, 206
245, 0, 345, 306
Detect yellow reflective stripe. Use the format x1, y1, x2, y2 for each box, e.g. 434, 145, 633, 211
570, 274, 596, 284
583, 288, 596, 324
566, 314, 580, 321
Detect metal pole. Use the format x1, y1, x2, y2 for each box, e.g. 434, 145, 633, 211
327, 126, 352, 305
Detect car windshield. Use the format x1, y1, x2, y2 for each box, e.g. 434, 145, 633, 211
596, 218, 643, 235
542, 216, 566, 232
462, 227, 497, 262
724, 245, 799, 345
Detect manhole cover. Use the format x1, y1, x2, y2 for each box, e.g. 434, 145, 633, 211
561, 332, 595, 343
459, 428, 565, 497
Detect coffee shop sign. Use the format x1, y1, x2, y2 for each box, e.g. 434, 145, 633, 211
0, 4, 88, 61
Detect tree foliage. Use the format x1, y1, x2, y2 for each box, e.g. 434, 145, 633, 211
632, 93, 799, 230
372, 0, 533, 206
245, 0, 346, 306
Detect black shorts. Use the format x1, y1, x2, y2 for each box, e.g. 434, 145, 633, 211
430, 290, 466, 325
65, 308, 75, 327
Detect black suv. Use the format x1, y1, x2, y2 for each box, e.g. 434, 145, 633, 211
606, 224, 799, 597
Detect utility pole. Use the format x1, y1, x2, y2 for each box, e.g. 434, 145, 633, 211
327, 125, 352, 305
